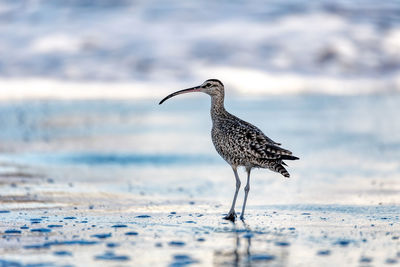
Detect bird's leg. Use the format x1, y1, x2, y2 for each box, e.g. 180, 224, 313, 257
240, 167, 251, 220
224, 166, 241, 222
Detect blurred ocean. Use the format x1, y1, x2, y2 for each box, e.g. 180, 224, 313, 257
1, 0, 400, 97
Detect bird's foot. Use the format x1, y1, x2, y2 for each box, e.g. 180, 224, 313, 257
223, 212, 237, 222
239, 215, 245, 221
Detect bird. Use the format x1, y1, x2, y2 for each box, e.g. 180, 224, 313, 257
159, 79, 299, 221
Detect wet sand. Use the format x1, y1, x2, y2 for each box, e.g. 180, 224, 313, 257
0, 166, 399, 267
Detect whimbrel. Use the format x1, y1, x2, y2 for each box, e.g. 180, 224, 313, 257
159, 79, 299, 221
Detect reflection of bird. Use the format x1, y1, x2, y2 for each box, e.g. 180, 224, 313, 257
159, 79, 299, 221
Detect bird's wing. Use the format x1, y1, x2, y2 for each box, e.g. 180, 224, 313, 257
237, 117, 281, 146
222, 117, 293, 161
245, 130, 294, 160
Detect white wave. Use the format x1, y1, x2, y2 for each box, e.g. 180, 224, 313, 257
2, 5, 400, 83
1, 67, 399, 101
2, 1, 400, 99
193, 66, 400, 95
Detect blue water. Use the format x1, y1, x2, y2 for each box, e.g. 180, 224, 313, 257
0, 153, 217, 166
0, 95, 399, 171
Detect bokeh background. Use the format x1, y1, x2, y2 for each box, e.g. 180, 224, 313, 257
0, 1, 399, 266
2, 0, 400, 97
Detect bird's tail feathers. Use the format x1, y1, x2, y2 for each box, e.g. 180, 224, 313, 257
281, 155, 299, 161
273, 164, 290, 178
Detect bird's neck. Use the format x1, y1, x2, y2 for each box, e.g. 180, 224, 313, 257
210, 95, 226, 120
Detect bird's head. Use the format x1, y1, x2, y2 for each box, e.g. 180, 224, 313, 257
159, 79, 224, 105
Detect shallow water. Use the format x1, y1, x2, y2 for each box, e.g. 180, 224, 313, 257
0, 95, 399, 266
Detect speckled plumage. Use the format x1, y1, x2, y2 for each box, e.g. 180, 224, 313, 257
159, 79, 299, 221
206, 80, 298, 177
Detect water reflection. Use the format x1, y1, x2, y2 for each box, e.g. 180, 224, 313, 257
214, 221, 289, 266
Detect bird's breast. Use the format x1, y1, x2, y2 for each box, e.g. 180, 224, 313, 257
211, 125, 250, 167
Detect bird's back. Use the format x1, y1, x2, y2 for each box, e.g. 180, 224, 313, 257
211, 111, 298, 177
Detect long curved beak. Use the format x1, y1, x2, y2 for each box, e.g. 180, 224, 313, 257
159, 86, 202, 105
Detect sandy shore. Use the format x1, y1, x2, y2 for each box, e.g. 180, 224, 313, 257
0, 163, 399, 267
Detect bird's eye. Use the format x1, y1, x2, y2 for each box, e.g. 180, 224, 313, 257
206, 83, 211, 87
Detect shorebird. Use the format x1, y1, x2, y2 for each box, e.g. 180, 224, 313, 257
159, 79, 299, 221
